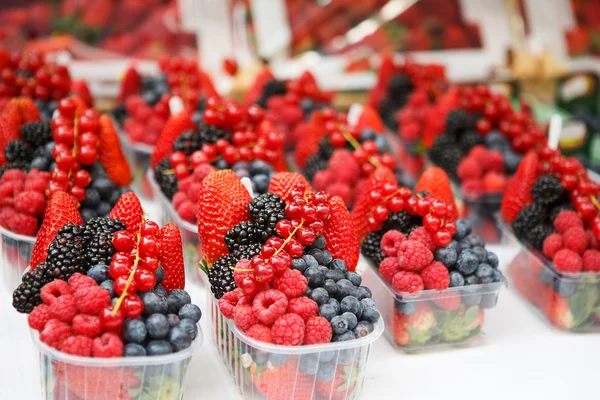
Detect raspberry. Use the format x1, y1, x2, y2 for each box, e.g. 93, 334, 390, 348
485, 150, 504, 173
381, 230, 405, 256
72, 314, 103, 338
193, 163, 217, 180
219, 289, 243, 319
9, 213, 38, 236
74, 286, 111, 315
271, 313, 305, 346
187, 182, 203, 201
68, 273, 97, 293
379, 257, 401, 281
469, 145, 488, 164
482, 171, 506, 193
461, 179, 484, 199
40, 319, 72, 349
233, 304, 258, 331
40, 280, 72, 305
24, 177, 48, 192
420, 261, 450, 290
582, 250, 600, 272
49, 294, 78, 323
562, 227, 590, 254
286, 297, 318, 321
246, 324, 273, 343
543, 233, 564, 259
391, 271, 424, 293
252, 289, 288, 325
272, 269, 308, 299
408, 227, 435, 252
15, 191, 46, 216
313, 170, 332, 191
457, 157, 482, 180
589, 231, 600, 250
553, 248, 583, 273
1, 169, 26, 183
172, 192, 188, 210
303, 316, 333, 344
553, 210, 583, 234
28, 304, 52, 331
60, 335, 93, 357
326, 182, 353, 206
92, 333, 124, 358
176, 201, 196, 223
397, 240, 433, 272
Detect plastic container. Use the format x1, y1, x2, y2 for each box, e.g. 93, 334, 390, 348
31, 326, 202, 400
208, 293, 384, 400
1, 225, 36, 293
453, 186, 504, 244
361, 261, 505, 352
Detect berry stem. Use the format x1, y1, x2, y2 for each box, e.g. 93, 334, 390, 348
338, 124, 382, 168
273, 218, 304, 257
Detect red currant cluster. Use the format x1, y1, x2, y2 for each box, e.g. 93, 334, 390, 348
203, 97, 264, 130
366, 183, 457, 247
234, 186, 331, 295
103, 220, 161, 330
158, 56, 205, 108
47, 98, 100, 201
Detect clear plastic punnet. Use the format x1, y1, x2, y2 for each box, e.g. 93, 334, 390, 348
361, 259, 505, 352
208, 293, 383, 400
115, 119, 155, 199
1, 225, 36, 293
31, 325, 202, 400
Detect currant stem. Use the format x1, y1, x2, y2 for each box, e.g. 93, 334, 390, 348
273, 218, 305, 257
338, 124, 382, 168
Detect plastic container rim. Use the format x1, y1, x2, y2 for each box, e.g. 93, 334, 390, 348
0, 224, 36, 243
147, 169, 197, 234
111, 114, 155, 155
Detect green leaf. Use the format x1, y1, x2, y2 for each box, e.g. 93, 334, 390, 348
198, 259, 210, 275
569, 286, 598, 327
406, 326, 432, 344
462, 306, 479, 327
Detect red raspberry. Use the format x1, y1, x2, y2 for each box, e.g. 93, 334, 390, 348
461, 179, 484, 199
15, 191, 46, 216
1, 169, 26, 183
24, 177, 48, 192
40, 280, 72, 305
397, 240, 433, 272
177, 176, 193, 194
589, 231, 600, 250
469, 145, 488, 164
582, 250, 600, 272
408, 227, 436, 252
457, 157, 482, 180
28, 304, 52, 331
562, 227, 590, 254
553, 248, 583, 273
60, 335, 93, 357
553, 210, 583, 234
252, 289, 289, 325
391, 271, 424, 293
303, 316, 332, 344
543, 233, 564, 259
92, 333, 124, 357
313, 170, 332, 191
72, 314, 103, 338
246, 324, 273, 343
420, 261, 450, 290
286, 297, 318, 321
381, 230, 405, 256
379, 257, 401, 281
176, 201, 197, 223
271, 313, 305, 346
9, 213, 38, 236
326, 182, 353, 206
49, 294, 78, 323
218, 289, 243, 319
233, 304, 258, 331
40, 319, 72, 349
74, 286, 111, 315
484, 150, 504, 173
172, 192, 188, 211
433, 297, 461, 311
68, 273, 97, 293
193, 163, 217, 180
482, 171, 507, 194
272, 269, 308, 299
186, 182, 203, 201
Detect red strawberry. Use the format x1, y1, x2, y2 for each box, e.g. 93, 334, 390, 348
355, 105, 384, 133
117, 65, 141, 101
414, 167, 458, 220
197, 170, 252, 264
368, 54, 397, 108
150, 110, 195, 167
315, 364, 359, 399
70, 79, 93, 106
30, 191, 83, 267
324, 196, 360, 272
158, 223, 185, 291
501, 151, 540, 223
3, 97, 41, 124
98, 114, 132, 187
294, 114, 327, 168
56, 363, 140, 400
252, 360, 314, 400
109, 192, 144, 234
268, 172, 313, 204
199, 70, 219, 99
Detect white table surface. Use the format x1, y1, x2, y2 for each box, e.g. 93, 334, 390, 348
1, 199, 598, 400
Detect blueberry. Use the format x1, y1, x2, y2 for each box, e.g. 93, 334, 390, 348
487, 252, 499, 268
305, 266, 325, 288
124, 319, 147, 344
354, 320, 374, 338
456, 250, 479, 276
480, 293, 498, 309
299, 353, 320, 375
232, 161, 249, 172
169, 325, 193, 351
333, 331, 356, 343
177, 318, 198, 340
141, 292, 168, 316
30, 157, 49, 170
449, 271, 465, 287
340, 296, 362, 316
361, 307, 380, 323
124, 343, 147, 357
253, 350, 269, 364
341, 312, 358, 330
43, 142, 54, 157
292, 258, 308, 273
328, 298, 341, 314
395, 301, 416, 315
146, 314, 170, 339
178, 304, 202, 323
319, 304, 337, 321
336, 348, 356, 364
325, 269, 345, 282
336, 279, 356, 299
167, 289, 191, 314
475, 264, 494, 280
317, 362, 336, 382
87, 264, 110, 283
447, 240, 459, 253
80, 208, 97, 222
346, 272, 361, 287
375, 135, 391, 153
320, 350, 336, 363
503, 150, 523, 174
142, 91, 160, 105
492, 269, 503, 283
323, 279, 339, 298
458, 239, 472, 251
100, 280, 115, 297
330, 315, 348, 335
300, 98, 316, 113
360, 129, 377, 141
355, 286, 372, 300
302, 255, 319, 269
318, 265, 330, 276
308, 249, 325, 264
321, 251, 333, 266
471, 247, 488, 262
465, 275, 480, 286
435, 247, 458, 267
310, 287, 330, 305
155, 267, 164, 285
92, 178, 115, 200
167, 314, 180, 327
146, 340, 173, 356
96, 201, 112, 217
467, 235, 485, 248
249, 160, 273, 175
109, 189, 122, 206
252, 174, 270, 194
329, 259, 347, 272
454, 219, 471, 240
310, 236, 326, 250
269, 354, 288, 366
153, 285, 168, 298
215, 159, 229, 170
553, 279, 577, 296
305, 287, 312, 297
462, 290, 482, 307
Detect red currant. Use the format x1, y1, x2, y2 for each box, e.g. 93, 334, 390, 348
170, 151, 188, 167
135, 269, 157, 291
73, 169, 91, 187
109, 260, 131, 279
122, 295, 144, 319
140, 256, 159, 271
113, 231, 135, 252
253, 260, 274, 283
270, 252, 292, 274
77, 145, 97, 165
433, 229, 452, 247
296, 227, 316, 245
141, 221, 160, 237
139, 235, 158, 257
100, 306, 124, 331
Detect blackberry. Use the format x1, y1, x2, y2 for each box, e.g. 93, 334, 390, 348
304, 154, 328, 181
531, 175, 566, 207
387, 73, 413, 106
45, 224, 89, 278
317, 138, 335, 159
525, 223, 554, 251
361, 231, 385, 267
154, 158, 178, 200
5, 139, 33, 162
173, 130, 203, 155
512, 203, 548, 239
197, 123, 232, 146
550, 203, 575, 221
382, 211, 420, 234
248, 193, 286, 242
113, 103, 127, 124
208, 255, 237, 299
20, 122, 53, 147
256, 79, 287, 107
84, 218, 127, 267
224, 222, 257, 255
233, 242, 262, 261
12, 263, 50, 313
458, 130, 485, 154
445, 110, 470, 137
429, 135, 461, 176
378, 98, 399, 131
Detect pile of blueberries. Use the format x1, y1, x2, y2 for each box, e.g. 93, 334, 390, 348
80, 163, 131, 222
231, 160, 275, 195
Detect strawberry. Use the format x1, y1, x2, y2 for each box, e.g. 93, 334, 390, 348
251, 360, 314, 400
150, 110, 195, 167
354, 105, 384, 133
117, 65, 141, 101
98, 114, 132, 187
294, 114, 327, 169
414, 167, 458, 220
3, 97, 41, 124
268, 172, 313, 204
501, 151, 540, 223
324, 196, 360, 272
244, 68, 275, 107
56, 363, 140, 400
70, 79, 93, 106
109, 192, 144, 234
159, 223, 185, 291
546, 293, 575, 329
316, 364, 359, 400
393, 303, 435, 345
199, 70, 219, 99
368, 54, 396, 108
197, 170, 252, 264
30, 191, 82, 267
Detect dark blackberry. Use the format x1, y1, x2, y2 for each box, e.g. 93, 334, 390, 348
84, 217, 127, 267
382, 211, 421, 234
387, 73, 413, 106
304, 154, 328, 181
12, 263, 50, 313
113, 103, 127, 124
361, 231, 385, 267
173, 130, 204, 155
512, 203, 548, 239
5, 139, 33, 162
20, 122, 53, 147
256, 79, 287, 107
549, 203, 575, 221
429, 135, 461, 176
154, 158, 178, 200
378, 98, 399, 131
225, 222, 257, 255
208, 255, 237, 299
458, 130, 485, 154
525, 223, 554, 251
233, 242, 262, 261
445, 110, 470, 137
45, 223, 89, 278
248, 192, 286, 242
317, 138, 335, 159
531, 175, 566, 207
197, 123, 232, 145
0, 161, 29, 178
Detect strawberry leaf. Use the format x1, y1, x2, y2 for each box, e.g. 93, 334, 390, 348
462, 306, 479, 326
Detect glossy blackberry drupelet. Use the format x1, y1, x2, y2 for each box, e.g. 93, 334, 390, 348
45, 224, 89, 278
225, 222, 257, 255
458, 130, 485, 154
387, 73, 413, 106
317, 138, 336, 159
12, 262, 50, 313
531, 175, 566, 207
232, 242, 262, 261
5, 139, 33, 163
248, 192, 286, 242
154, 158, 178, 200
20, 121, 53, 147
173, 130, 204, 155
361, 231, 386, 267
512, 203, 549, 240
208, 255, 237, 299
197, 123, 232, 146
428, 135, 462, 176
525, 223, 554, 251
256, 79, 288, 108
304, 154, 329, 181
382, 210, 421, 234
445, 109, 471, 138
84, 218, 127, 267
